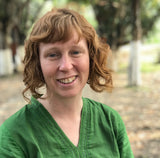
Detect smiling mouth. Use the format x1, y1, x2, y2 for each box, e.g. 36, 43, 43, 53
57, 76, 77, 84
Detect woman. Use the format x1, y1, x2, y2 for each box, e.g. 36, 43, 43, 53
0, 8, 134, 157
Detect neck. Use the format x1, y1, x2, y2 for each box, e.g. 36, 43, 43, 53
40, 93, 83, 119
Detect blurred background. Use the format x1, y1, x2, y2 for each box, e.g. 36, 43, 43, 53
0, 0, 160, 157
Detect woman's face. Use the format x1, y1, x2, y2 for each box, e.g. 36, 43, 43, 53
39, 31, 89, 99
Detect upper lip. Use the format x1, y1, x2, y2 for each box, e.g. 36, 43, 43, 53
56, 75, 77, 80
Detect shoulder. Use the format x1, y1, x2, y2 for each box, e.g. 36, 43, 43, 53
83, 97, 126, 137
84, 98, 134, 157
83, 97, 121, 120
0, 97, 47, 156
1, 105, 27, 129
0, 97, 40, 135
0, 98, 41, 155
0, 104, 32, 157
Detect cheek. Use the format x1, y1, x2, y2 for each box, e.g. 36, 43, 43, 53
40, 60, 55, 78
78, 57, 90, 75
42, 66, 55, 77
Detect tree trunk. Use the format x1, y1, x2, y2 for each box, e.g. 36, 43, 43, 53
0, 23, 8, 49
128, 0, 142, 86
128, 40, 141, 85
0, 49, 13, 76
0, 23, 13, 76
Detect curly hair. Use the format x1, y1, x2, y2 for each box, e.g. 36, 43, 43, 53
23, 8, 113, 101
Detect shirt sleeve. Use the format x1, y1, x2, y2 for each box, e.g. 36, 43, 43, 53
112, 111, 134, 158
0, 124, 25, 158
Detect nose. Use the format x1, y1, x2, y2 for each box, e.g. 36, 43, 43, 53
58, 54, 73, 71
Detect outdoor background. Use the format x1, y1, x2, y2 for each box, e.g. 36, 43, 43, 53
0, 0, 160, 158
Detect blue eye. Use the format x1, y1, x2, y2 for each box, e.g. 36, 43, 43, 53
72, 51, 80, 55
49, 53, 57, 57
48, 52, 61, 58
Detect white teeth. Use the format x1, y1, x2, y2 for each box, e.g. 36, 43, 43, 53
58, 76, 76, 84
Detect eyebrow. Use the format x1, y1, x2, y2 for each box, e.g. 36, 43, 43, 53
44, 45, 87, 54
71, 45, 86, 51
43, 47, 59, 54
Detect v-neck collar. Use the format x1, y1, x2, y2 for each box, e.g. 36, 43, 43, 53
31, 97, 88, 149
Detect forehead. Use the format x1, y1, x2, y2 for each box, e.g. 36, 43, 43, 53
39, 30, 87, 52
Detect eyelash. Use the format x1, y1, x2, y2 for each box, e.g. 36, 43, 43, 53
47, 52, 60, 59
71, 51, 80, 55
47, 50, 82, 59
49, 53, 58, 57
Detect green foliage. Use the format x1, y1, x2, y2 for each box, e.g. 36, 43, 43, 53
52, 0, 68, 7
67, 0, 89, 4
69, 0, 160, 50
0, 0, 46, 46
141, 63, 160, 73
118, 62, 160, 73
1, 0, 160, 49
141, 0, 160, 38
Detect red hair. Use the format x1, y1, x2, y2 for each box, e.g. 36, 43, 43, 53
23, 8, 113, 101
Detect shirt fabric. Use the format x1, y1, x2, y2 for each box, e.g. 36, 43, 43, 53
0, 97, 134, 158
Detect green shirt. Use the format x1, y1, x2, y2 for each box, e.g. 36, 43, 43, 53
0, 97, 134, 158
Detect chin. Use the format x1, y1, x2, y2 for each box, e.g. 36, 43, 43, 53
57, 89, 82, 98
